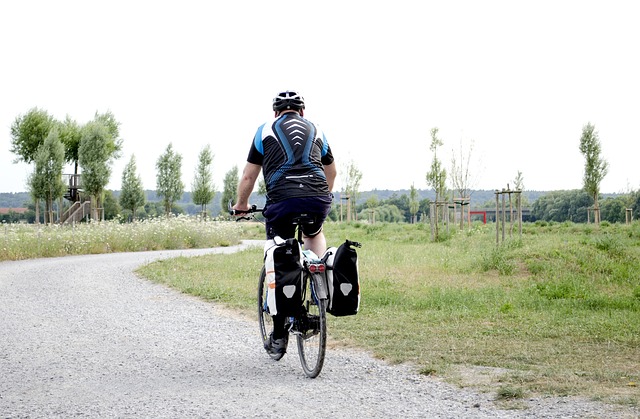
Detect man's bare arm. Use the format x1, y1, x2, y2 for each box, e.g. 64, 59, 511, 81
234, 162, 261, 210
324, 162, 337, 192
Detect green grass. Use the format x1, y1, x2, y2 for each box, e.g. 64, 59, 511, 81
139, 220, 640, 406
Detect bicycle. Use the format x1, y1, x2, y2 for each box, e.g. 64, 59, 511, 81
230, 204, 330, 378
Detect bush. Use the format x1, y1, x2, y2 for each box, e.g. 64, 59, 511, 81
480, 245, 516, 275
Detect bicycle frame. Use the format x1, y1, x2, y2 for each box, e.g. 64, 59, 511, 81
231, 201, 329, 377
306, 263, 328, 302
288, 252, 328, 338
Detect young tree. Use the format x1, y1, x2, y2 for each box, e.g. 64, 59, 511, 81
42, 130, 66, 224
426, 127, 447, 202
29, 130, 66, 224
513, 170, 524, 190
93, 110, 123, 159
11, 108, 56, 221
79, 122, 113, 221
156, 143, 184, 217
409, 183, 419, 224
450, 137, 475, 202
120, 155, 146, 221
58, 115, 83, 175
10, 107, 55, 165
341, 160, 362, 221
191, 145, 215, 219
426, 127, 447, 238
512, 170, 529, 210
221, 165, 239, 213
27, 151, 48, 225
579, 123, 608, 224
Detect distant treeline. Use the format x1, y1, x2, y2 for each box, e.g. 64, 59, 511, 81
1, 189, 634, 224
2, 189, 550, 210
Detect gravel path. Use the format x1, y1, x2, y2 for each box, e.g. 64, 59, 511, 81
0, 242, 636, 418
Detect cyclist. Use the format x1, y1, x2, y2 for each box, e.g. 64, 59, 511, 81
233, 90, 337, 357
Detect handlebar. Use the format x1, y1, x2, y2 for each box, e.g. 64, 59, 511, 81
228, 200, 264, 221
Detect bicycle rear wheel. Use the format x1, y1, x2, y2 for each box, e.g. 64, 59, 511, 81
258, 267, 284, 361
297, 274, 327, 378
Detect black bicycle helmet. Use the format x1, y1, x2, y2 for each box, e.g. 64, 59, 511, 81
272, 90, 305, 112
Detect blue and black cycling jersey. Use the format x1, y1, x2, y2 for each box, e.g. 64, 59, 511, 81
247, 112, 334, 204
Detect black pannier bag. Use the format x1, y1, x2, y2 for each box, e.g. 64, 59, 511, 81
264, 237, 304, 317
324, 240, 361, 317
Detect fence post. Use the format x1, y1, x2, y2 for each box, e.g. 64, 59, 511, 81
430, 203, 435, 241
495, 191, 499, 245
501, 190, 506, 242
518, 191, 523, 238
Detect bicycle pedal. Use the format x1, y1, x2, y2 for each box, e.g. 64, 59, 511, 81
284, 317, 294, 332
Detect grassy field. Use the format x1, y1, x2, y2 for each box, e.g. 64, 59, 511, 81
139, 220, 640, 407
0, 216, 240, 261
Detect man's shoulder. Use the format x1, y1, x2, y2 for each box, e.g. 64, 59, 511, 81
257, 119, 273, 129
255, 119, 276, 139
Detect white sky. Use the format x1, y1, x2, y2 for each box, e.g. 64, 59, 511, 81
1, 1, 639, 195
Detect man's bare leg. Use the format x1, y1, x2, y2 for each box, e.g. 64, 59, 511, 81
303, 232, 327, 257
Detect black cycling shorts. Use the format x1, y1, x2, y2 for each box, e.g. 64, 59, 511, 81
263, 195, 333, 240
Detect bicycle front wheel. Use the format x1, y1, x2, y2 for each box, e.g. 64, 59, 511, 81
297, 275, 327, 378
258, 267, 284, 361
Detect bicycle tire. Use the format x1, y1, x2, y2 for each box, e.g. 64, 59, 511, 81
297, 273, 327, 378
257, 267, 284, 361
